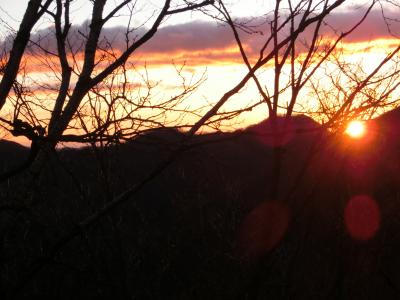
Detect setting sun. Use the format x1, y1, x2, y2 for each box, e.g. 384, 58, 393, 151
345, 120, 366, 138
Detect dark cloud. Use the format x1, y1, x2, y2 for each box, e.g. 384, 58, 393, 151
1, 8, 397, 67
141, 21, 235, 52
130, 9, 400, 56
323, 9, 399, 42
19, 20, 236, 55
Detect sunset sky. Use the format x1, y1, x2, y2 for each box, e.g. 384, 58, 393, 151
0, 0, 399, 145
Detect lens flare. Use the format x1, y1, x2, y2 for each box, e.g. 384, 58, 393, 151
237, 201, 289, 260
345, 195, 380, 241
345, 121, 366, 138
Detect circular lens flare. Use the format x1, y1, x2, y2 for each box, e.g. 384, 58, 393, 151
345, 195, 380, 241
237, 201, 289, 260
345, 121, 366, 138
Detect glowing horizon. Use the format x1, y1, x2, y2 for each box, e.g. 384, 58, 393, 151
1, 2, 400, 147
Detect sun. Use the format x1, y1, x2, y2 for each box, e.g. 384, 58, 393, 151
345, 120, 366, 138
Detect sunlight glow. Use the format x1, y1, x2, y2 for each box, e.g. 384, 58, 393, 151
345, 121, 366, 138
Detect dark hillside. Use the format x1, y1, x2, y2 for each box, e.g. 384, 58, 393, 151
1, 113, 400, 299
0, 140, 29, 171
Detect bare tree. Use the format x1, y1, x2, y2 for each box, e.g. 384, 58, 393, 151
209, 2, 400, 297
0, 0, 53, 111
0, 0, 215, 177
308, 44, 400, 129
207, 0, 400, 199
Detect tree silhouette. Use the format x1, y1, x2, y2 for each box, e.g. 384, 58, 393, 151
1, 1, 400, 299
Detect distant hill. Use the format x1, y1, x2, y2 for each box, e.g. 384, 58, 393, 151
0, 139, 28, 153
0, 139, 29, 173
